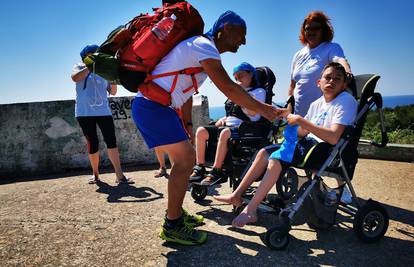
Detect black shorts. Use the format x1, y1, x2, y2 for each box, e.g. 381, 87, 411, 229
76, 116, 117, 154
204, 125, 239, 141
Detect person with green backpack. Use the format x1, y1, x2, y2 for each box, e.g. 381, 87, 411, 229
71, 44, 133, 185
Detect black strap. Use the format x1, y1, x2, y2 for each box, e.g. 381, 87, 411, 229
83, 72, 91, 90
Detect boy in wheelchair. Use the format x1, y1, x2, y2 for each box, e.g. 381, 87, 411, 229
215, 62, 358, 227
189, 62, 269, 186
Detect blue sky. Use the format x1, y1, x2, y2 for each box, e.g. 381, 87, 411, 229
1, 0, 413, 106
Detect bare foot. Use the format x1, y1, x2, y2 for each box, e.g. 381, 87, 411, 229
213, 194, 242, 207
232, 208, 257, 228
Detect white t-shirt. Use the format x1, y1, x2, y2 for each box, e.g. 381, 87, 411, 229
137, 35, 221, 108
291, 42, 346, 117
225, 87, 267, 127
304, 91, 358, 143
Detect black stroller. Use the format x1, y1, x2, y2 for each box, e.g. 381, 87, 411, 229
190, 66, 289, 201
235, 74, 389, 250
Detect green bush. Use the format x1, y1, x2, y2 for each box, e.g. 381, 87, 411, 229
362, 104, 414, 144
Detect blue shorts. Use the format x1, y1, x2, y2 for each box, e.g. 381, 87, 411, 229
265, 136, 319, 167
131, 97, 188, 149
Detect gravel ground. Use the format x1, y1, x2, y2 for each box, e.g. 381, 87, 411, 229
0, 159, 413, 267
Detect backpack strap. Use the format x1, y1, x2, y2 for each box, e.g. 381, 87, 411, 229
145, 67, 204, 95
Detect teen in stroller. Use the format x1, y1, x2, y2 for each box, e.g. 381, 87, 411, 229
190, 64, 286, 201
216, 63, 389, 249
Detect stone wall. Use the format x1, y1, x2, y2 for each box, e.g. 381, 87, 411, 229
0, 96, 210, 178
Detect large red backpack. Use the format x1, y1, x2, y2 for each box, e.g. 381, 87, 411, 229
84, 1, 205, 105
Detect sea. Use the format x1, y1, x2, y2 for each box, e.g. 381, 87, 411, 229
208, 95, 414, 120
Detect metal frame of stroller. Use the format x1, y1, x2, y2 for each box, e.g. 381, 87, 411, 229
235, 74, 389, 250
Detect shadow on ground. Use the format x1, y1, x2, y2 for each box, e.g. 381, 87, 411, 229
95, 181, 164, 203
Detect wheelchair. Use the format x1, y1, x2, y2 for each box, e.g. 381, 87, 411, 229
234, 74, 390, 250
190, 66, 288, 201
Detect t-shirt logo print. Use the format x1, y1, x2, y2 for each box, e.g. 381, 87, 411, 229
313, 111, 328, 126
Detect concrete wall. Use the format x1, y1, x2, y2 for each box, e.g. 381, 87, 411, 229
357, 143, 414, 163
0, 96, 210, 178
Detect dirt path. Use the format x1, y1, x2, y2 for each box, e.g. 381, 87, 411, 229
0, 159, 413, 266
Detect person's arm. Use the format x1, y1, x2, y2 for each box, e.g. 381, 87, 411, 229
108, 84, 117, 96
71, 66, 89, 82
200, 59, 281, 122
336, 57, 352, 74
215, 116, 226, 127
287, 114, 346, 145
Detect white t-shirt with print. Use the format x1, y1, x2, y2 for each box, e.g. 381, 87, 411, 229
304, 91, 358, 143
137, 35, 221, 108
225, 87, 267, 127
291, 42, 346, 117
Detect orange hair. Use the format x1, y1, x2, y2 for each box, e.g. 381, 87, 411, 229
299, 11, 334, 45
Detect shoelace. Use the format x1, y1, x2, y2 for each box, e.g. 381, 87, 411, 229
178, 223, 195, 236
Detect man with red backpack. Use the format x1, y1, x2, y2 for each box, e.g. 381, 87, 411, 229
132, 10, 283, 245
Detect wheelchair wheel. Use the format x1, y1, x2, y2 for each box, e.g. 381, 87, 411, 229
276, 168, 299, 200
190, 184, 208, 201
353, 199, 389, 243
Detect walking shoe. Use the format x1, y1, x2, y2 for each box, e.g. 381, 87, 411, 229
159, 220, 207, 245
189, 164, 206, 182
182, 208, 204, 227
200, 168, 226, 186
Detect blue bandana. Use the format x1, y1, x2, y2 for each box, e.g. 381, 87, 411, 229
80, 44, 99, 59
233, 62, 255, 75
205, 10, 246, 37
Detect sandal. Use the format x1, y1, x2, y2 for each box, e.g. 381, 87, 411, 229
154, 167, 168, 178
116, 176, 134, 185
88, 175, 100, 184
189, 164, 206, 182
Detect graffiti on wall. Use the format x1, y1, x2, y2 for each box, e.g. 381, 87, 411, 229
109, 99, 134, 120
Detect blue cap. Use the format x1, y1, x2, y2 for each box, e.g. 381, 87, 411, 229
80, 44, 99, 58
233, 62, 255, 75
206, 10, 246, 37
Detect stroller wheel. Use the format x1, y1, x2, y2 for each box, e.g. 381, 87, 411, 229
265, 225, 290, 250
353, 199, 389, 243
190, 184, 208, 201
276, 168, 298, 200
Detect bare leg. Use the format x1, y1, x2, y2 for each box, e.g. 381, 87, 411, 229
212, 128, 231, 169
107, 147, 124, 180
155, 147, 166, 168
158, 140, 195, 220
214, 148, 270, 206
88, 151, 100, 178
232, 159, 282, 227
195, 127, 209, 165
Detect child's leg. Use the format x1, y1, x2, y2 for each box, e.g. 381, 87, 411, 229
195, 127, 209, 165
214, 148, 270, 206
212, 128, 231, 169
232, 159, 283, 227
